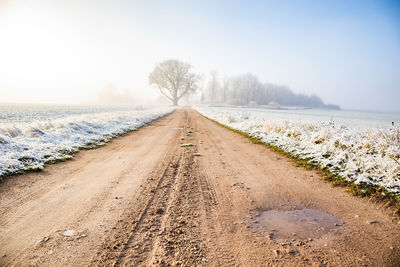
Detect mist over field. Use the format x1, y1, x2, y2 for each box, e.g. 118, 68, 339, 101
0, 0, 399, 112
95, 84, 135, 105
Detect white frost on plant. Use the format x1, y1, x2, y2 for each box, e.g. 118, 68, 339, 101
0, 106, 174, 178
195, 107, 400, 194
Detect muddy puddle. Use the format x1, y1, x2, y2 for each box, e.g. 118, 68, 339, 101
254, 208, 343, 241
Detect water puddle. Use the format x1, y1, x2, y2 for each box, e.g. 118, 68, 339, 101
171, 127, 184, 130
254, 208, 343, 241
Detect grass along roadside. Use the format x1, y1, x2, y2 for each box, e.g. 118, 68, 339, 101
0, 118, 158, 180
199, 112, 400, 216
0, 107, 176, 181
0, 135, 122, 179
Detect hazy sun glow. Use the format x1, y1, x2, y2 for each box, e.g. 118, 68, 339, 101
0, 1, 156, 104
0, 2, 93, 102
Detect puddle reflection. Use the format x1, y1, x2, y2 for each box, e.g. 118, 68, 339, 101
255, 208, 343, 241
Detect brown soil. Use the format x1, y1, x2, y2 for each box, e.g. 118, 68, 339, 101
0, 109, 399, 266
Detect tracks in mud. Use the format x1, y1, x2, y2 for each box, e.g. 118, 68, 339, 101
91, 111, 216, 266
114, 152, 184, 266
90, 110, 304, 267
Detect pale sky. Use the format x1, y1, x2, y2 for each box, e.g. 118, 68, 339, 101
0, 0, 399, 112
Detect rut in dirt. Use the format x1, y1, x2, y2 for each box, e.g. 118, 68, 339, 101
92, 110, 210, 266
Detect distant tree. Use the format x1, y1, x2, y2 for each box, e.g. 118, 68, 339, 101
98, 83, 134, 104
199, 74, 206, 103
149, 59, 197, 106
208, 71, 219, 104
209, 72, 337, 108
229, 74, 262, 105
220, 77, 230, 103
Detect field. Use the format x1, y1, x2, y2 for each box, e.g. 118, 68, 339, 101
0, 104, 174, 177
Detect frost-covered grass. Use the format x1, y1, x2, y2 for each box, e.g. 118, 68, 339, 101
195, 107, 400, 196
0, 105, 174, 178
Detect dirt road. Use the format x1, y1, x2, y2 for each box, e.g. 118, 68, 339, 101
1, 109, 399, 266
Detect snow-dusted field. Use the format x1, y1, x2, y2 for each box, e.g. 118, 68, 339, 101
195, 107, 400, 194
0, 104, 174, 177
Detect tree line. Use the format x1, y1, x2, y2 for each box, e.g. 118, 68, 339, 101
149, 59, 339, 109
198, 72, 339, 109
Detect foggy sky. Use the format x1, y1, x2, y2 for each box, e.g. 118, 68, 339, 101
0, 0, 399, 112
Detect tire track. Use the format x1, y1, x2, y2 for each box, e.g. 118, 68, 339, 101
150, 150, 207, 266
114, 151, 184, 266
191, 115, 239, 267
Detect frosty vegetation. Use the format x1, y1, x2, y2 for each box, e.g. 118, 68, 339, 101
197, 73, 339, 109
196, 107, 400, 194
149, 59, 198, 106
0, 106, 174, 178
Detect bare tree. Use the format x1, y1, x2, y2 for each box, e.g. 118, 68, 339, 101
149, 59, 197, 106
199, 74, 206, 104
208, 71, 219, 105
221, 77, 230, 104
